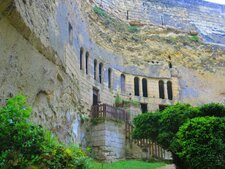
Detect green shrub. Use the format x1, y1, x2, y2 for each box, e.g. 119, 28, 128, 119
128, 25, 139, 33
115, 94, 123, 106
93, 6, 107, 18
133, 103, 200, 149
133, 103, 225, 169
199, 103, 225, 117
0, 95, 91, 169
189, 35, 199, 42
133, 111, 161, 142
176, 117, 225, 169
157, 103, 199, 149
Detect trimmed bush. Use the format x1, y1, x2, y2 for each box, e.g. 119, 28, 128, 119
176, 117, 225, 169
158, 103, 199, 149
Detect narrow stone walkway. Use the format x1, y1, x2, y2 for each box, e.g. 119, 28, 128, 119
157, 164, 176, 169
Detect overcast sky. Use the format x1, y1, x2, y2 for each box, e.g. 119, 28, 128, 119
205, 0, 225, 5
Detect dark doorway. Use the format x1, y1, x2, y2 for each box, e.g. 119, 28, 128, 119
159, 104, 168, 112
93, 88, 99, 106
141, 103, 148, 113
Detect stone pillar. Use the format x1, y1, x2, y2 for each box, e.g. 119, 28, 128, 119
164, 80, 168, 99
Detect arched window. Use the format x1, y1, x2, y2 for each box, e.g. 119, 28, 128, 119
167, 81, 173, 100
159, 80, 165, 99
121, 74, 126, 94
142, 78, 148, 97
108, 68, 112, 88
85, 52, 89, 74
80, 48, 83, 70
134, 77, 140, 96
94, 59, 97, 80
99, 63, 103, 83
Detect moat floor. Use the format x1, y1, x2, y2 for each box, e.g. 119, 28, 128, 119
157, 164, 176, 169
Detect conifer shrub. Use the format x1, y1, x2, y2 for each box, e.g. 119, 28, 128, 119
0, 95, 91, 169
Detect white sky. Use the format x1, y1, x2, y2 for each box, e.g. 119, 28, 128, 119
205, 0, 225, 5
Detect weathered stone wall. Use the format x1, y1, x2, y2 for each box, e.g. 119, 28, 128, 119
89, 121, 126, 161
0, 17, 83, 144
92, 0, 225, 44
0, 0, 179, 145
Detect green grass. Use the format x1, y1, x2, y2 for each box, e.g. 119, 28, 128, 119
90, 160, 166, 169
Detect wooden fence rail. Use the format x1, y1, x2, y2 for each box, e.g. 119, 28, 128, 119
91, 104, 130, 122
126, 122, 172, 160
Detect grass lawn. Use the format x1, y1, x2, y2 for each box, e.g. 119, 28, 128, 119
90, 160, 166, 169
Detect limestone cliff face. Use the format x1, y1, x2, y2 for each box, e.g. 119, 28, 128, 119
0, 0, 224, 145
85, 0, 225, 105
92, 0, 225, 45
0, 0, 90, 144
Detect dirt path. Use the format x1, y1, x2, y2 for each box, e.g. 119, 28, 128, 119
157, 164, 176, 169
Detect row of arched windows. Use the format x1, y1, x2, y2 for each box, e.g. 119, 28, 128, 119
120, 74, 173, 100
80, 48, 173, 100
80, 48, 112, 88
